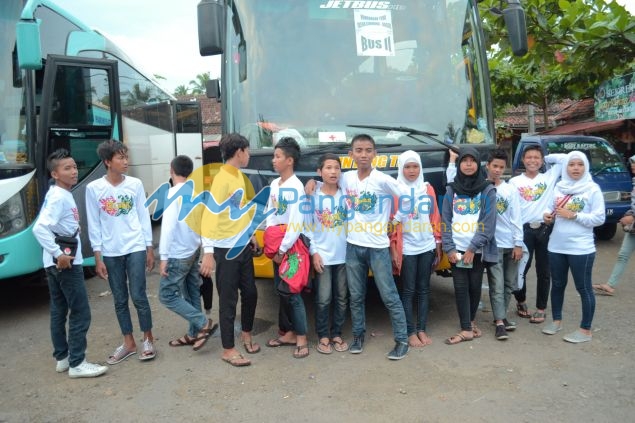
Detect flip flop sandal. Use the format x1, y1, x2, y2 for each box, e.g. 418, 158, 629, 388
331, 337, 349, 352
139, 339, 156, 361
472, 326, 482, 338
517, 303, 531, 318
266, 337, 296, 347
243, 340, 261, 354
444, 333, 473, 345
107, 345, 137, 365
222, 353, 251, 367
316, 339, 333, 354
293, 344, 310, 359
169, 335, 195, 347
529, 311, 546, 324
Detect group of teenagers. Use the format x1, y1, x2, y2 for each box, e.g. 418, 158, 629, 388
33, 132, 632, 376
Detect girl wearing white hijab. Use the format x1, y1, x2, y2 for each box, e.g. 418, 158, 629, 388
393, 150, 442, 347
542, 151, 605, 343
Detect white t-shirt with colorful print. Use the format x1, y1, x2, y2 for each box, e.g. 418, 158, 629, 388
305, 186, 347, 265
449, 192, 484, 252
265, 174, 305, 253
547, 184, 605, 255
509, 155, 566, 224
493, 181, 524, 249
340, 169, 409, 249
86, 175, 153, 257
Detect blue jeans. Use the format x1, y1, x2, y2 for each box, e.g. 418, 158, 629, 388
400, 250, 435, 335
608, 232, 635, 287
451, 253, 485, 331
346, 243, 407, 343
549, 252, 596, 330
273, 263, 308, 336
486, 248, 519, 321
103, 250, 153, 335
46, 265, 91, 368
314, 263, 348, 339
159, 251, 207, 338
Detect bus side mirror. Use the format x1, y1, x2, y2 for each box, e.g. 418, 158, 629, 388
206, 79, 220, 100
198, 0, 225, 56
503, 0, 528, 57
16, 19, 43, 69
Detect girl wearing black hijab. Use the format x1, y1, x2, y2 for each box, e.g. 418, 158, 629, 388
441, 148, 498, 345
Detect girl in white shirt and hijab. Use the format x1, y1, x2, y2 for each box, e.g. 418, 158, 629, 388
542, 151, 605, 343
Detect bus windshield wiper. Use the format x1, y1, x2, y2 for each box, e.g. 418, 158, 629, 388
347, 124, 458, 152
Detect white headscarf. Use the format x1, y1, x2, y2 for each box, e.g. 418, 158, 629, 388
555, 150, 596, 195
397, 150, 427, 197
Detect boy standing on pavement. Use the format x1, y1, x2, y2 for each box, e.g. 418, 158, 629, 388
340, 134, 411, 360
159, 155, 217, 351
33, 149, 107, 378
200, 133, 260, 367
86, 140, 156, 365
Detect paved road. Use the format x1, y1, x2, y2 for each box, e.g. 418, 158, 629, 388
0, 230, 634, 422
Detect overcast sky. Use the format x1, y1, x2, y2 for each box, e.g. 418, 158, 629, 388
53, 0, 220, 94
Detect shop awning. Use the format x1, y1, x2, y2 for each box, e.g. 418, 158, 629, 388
541, 119, 626, 134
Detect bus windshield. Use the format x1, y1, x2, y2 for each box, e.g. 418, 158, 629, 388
223, 0, 493, 149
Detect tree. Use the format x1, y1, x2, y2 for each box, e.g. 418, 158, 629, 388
479, 0, 635, 126
189, 72, 212, 95
173, 85, 190, 97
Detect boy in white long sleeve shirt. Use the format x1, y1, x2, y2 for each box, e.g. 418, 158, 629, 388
158, 156, 215, 351
85, 140, 156, 364
33, 149, 107, 378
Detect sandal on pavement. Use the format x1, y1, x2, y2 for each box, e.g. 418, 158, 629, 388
222, 353, 251, 367
293, 344, 310, 359
139, 339, 156, 361
266, 337, 296, 347
516, 303, 531, 318
593, 284, 614, 296
529, 311, 546, 324
444, 333, 473, 345
107, 345, 136, 365
316, 339, 333, 354
192, 333, 210, 351
168, 335, 195, 347
472, 325, 482, 338
331, 337, 349, 352
243, 340, 261, 354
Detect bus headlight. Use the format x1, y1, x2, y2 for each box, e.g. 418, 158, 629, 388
0, 189, 34, 239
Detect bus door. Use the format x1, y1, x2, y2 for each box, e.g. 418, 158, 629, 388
174, 101, 203, 171
38, 55, 123, 263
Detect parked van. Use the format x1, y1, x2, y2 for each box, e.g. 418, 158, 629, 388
512, 135, 632, 240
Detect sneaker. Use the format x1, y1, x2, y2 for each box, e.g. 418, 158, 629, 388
56, 357, 69, 373
349, 335, 364, 354
68, 360, 108, 378
542, 322, 562, 335
495, 324, 509, 340
563, 330, 592, 344
387, 342, 409, 360
503, 319, 517, 331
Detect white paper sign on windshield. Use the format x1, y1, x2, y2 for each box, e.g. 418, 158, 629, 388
354, 9, 395, 57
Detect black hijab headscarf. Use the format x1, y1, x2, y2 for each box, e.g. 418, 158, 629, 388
449, 147, 491, 197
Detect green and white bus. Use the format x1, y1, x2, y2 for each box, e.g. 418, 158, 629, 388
1, 0, 203, 281
196, 0, 527, 278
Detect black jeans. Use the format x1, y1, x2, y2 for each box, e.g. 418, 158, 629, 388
215, 247, 258, 349
451, 253, 484, 331
514, 224, 551, 310
200, 275, 213, 312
